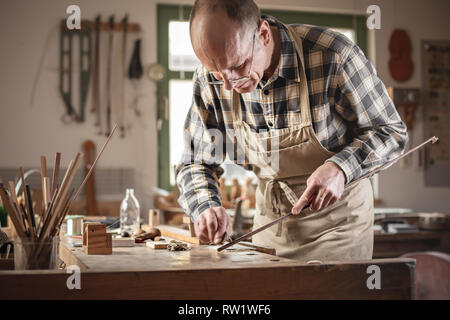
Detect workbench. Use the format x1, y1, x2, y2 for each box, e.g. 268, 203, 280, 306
0, 235, 416, 299
373, 230, 450, 258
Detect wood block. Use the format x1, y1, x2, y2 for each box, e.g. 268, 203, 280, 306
158, 225, 206, 245
83, 246, 112, 255
146, 240, 168, 249
106, 233, 112, 249
182, 216, 191, 224
183, 215, 196, 237
112, 237, 135, 247
84, 222, 105, 230
148, 209, 160, 227
82, 223, 112, 255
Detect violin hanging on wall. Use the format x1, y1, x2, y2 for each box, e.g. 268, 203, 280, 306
389, 29, 414, 82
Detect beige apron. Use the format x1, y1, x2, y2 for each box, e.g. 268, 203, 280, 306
231, 24, 374, 262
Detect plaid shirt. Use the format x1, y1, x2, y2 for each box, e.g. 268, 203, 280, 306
176, 16, 408, 221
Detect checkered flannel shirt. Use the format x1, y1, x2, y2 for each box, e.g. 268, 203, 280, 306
176, 15, 408, 221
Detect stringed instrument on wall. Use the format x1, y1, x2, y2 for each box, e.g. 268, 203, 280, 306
389, 29, 414, 82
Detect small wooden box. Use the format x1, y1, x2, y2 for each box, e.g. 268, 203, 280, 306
82, 223, 112, 255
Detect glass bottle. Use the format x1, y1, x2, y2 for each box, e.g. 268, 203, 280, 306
120, 188, 140, 235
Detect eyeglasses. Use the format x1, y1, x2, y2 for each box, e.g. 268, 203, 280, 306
207, 29, 257, 86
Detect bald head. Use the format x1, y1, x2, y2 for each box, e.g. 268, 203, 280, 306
190, 0, 260, 33
189, 0, 277, 93
190, 1, 259, 75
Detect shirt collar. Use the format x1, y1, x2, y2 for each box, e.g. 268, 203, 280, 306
262, 15, 302, 84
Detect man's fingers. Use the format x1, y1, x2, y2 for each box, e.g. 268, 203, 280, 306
213, 209, 229, 244
321, 192, 334, 210
204, 213, 218, 243
311, 189, 326, 211
195, 217, 209, 242
292, 184, 319, 214
193, 207, 231, 244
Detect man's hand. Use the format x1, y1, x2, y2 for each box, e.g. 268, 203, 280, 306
292, 162, 346, 214
194, 207, 232, 244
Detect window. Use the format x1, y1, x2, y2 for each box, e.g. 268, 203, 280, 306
169, 21, 200, 72
169, 79, 193, 184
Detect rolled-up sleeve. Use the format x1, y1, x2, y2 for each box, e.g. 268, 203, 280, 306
175, 71, 225, 221
326, 45, 409, 183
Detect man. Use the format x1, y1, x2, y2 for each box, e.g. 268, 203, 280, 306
176, 0, 408, 261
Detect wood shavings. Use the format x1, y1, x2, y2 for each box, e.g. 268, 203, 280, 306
167, 240, 190, 251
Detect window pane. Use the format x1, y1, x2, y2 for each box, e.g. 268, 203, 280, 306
169, 80, 194, 184
169, 21, 200, 71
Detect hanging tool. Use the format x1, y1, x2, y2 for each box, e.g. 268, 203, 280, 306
83, 140, 99, 216
128, 39, 144, 117
91, 15, 102, 134
117, 14, 128, 138
218, 136, 440, 252
105, 16, 115, 137
59, 20, 92, 123
128, 39, 143, 79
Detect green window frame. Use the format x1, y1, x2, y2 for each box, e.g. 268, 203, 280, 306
157, 4, 368, 190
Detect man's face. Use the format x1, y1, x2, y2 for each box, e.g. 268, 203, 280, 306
191, 11, 268, 94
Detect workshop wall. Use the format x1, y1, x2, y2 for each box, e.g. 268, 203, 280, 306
1, 0, 449, 215
0, 0, 159, 214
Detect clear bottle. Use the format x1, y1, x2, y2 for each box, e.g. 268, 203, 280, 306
120, 188, 140, 235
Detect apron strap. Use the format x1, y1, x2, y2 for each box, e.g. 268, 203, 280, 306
232, 90, 242, 123
231, 24, 312, 127
264, 179, 298, 210
264, 179, 299, 237
284, 24, 312, 127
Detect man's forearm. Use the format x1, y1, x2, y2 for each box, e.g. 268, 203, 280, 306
325, 121, 408, 183
176, 163, 223, 221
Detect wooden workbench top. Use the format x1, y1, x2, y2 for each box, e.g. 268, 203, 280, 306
1, 243, 417, 300
0, 235, 418, 299
60, 237, 298, 272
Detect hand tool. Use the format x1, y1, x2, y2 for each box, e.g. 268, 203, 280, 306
128, 39, 144, 117
117, 14, 128, 138
51, 152, 61, 198
105, 16, 115, 137
135, 227, 161, 243
40, 156, 49, 211
218, 136, 439, 252
25, 185, 37, 236
231, 198, 244, 238
91, 16, 102, 133
59, 20, 92, 123
128, 39, 143, 79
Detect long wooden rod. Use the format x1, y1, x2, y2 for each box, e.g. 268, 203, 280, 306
218, 136, 439, 252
